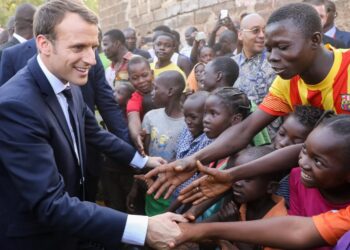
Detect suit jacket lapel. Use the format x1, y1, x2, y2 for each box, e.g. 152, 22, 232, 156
27, 58, 77, 159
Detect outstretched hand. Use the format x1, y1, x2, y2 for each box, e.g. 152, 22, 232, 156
145, 156, 198, 199
178, 161, 233, 205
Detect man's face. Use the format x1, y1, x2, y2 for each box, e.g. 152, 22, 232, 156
102, 35, 118, 61
265, 19, 315, 80
185, 29, 195, 46
239, 14, 265, 57
312, 4, 327, 28
40, 12, 98, 85
124, 30, 137, 51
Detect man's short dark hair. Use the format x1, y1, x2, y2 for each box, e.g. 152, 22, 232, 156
34, 0, 98, 40
267, 3, 322, 38
104, 29, 125, 44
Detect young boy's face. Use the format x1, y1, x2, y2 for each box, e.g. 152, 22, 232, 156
183, 98, 205, 138
298, 126, 350, 190
152, 77, 168, 107
231, 153, 271, 204
265, 19, 315, 80
199, 47, 214, 64
128, 62, 153, 94
233, 177, 271, 204
201, 63, 218, 92
154, 35, 175, 62
273, 115, 310, 149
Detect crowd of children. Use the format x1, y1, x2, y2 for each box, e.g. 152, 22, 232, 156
94, 1, 350, 249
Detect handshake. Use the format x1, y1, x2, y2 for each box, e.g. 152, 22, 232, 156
146, 212, 187, 250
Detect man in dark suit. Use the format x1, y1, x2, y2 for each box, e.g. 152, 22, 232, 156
0, 30, 131, 204
0, 3, 36, 61
324, 0, 350, 48
0, 1, 185, 249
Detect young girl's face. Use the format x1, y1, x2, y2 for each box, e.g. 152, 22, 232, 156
203, 95, 233, 139
154, 35, 175, 62
128, 62, 153, 94
199, 47, 214, 64
183, 98, 205, 138
298, 125, 350, 190
273, 115, 310, 149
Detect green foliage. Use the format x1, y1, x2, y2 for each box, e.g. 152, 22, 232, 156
0, 0, 44, 28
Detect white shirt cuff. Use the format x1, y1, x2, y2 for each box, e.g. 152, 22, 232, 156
122, 215, 148, 246
130, 152, 148, 169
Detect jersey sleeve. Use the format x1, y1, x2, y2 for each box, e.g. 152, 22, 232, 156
313, 206, 350, 245
259, 76, 293, 116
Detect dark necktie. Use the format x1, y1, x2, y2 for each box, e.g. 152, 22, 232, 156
62, 88, 85, 199
62, 88, 79, 154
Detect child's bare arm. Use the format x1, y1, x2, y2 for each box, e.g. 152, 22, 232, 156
204, 200, 240, 223
182, 192, 227, 221
127, 111, 145, 155
171, 216, 326, 249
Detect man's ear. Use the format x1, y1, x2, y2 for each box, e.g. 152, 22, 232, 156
310, 32, 322, 49
216, 71, 223, 82
36, 35, 51, 55
238, 30, 244, 42
266, 181, 279, 194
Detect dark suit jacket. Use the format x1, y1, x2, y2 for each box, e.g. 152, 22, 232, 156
0, 57, 136, 249
323, 34, 346, 49
0, 38, 131, 179
0, 36, 19, 61
335, 28, 350, 48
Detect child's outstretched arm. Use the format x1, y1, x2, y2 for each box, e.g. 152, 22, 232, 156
170, 216, 326, 249
179, 144, 301, 205
127, 111, 145, 156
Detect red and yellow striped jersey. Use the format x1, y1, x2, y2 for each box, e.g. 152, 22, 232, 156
260, 48, 350, 116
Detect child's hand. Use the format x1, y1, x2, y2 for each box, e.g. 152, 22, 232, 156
178, 161, 233, 205
217, 201, 240, 222
135, 129, 147, 156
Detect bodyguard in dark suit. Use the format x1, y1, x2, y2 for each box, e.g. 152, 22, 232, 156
0, 1, 185, 249
0, 3, 36, 61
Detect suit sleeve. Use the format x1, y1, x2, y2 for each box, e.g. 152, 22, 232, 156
0, 99, 128, 247
84, 103, 137, 165
0, 48, 16, 86
91, 52, 131, 143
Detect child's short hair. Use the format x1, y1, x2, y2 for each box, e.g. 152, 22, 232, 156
292, 105, 325, 130
127, 55, 151, 73
185, 90, 209, 104
267, 3, 322, 38
209, 57, 239, 86
231, 146, 285, 182
157, 70, 185, 95
210, 87, 251, 119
